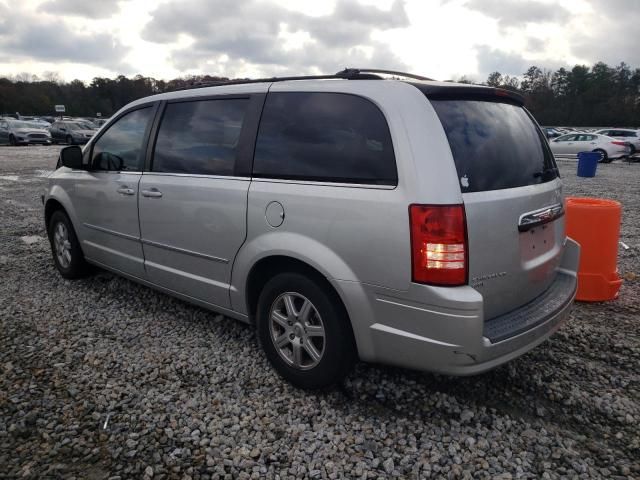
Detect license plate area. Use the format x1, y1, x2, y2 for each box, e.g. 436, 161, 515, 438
520, 223, 556, 262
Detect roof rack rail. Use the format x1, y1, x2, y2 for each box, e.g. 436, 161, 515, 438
172, 68, 434, 91
335, 68, 435, 81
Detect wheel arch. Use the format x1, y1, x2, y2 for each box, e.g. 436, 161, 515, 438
244, 254, 360, 358
44, 198, 66, 230
245, 255, 343, 323
44, 188, 82, 237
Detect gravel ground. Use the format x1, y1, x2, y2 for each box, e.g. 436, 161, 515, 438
1, 146, 638, 479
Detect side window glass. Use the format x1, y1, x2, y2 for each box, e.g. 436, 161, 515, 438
253, 92, 397, 185
92, 107, 153, 171
152, 98, 249, 175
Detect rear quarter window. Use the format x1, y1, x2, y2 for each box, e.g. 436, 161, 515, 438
430, 99, 558, 193
253, 92, 397, 185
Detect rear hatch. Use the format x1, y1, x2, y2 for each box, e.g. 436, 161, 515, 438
422, 87, 564, 319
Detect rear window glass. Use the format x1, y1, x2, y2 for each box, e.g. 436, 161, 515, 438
430, 99, 557, 193
253, 92, 397, 185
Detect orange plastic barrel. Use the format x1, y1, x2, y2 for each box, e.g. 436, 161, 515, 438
565, 197, 623, 301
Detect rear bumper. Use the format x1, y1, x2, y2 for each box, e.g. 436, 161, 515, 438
337, 237, 579, 375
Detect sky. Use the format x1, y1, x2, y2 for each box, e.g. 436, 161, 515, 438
0, 0, 638, 83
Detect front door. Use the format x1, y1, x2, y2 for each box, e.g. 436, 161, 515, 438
551, 134, 575, 155
138, 96, 257, 308
0, 121, 8, 144
71, 105, 156, 278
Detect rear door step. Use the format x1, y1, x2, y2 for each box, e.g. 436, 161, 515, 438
483, 272, 576, 343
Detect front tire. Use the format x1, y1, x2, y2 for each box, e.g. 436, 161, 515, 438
9, 134, 16, 146
66, 135, 74, 145
256, 272, 356, 389
47, 210, 90, 279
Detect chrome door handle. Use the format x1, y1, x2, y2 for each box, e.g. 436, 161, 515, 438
141, 189, 163, 198
116, 186, 135, 195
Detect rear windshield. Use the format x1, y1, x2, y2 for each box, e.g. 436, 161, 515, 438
430, 99, 558, 193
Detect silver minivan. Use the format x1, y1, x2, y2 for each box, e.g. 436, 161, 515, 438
44, 69, 580, 389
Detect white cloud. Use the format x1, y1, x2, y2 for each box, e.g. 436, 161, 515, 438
0, 0, 636, 82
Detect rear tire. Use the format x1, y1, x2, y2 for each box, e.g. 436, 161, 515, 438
47, 210, 91, 279
594, 149, 610, 163
256, 272, 356, 389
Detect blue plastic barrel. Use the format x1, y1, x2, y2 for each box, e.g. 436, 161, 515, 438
577, 151, 600, 177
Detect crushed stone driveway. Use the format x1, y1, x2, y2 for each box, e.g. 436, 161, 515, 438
1, 146, 639, 479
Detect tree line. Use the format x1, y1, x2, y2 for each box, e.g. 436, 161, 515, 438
1, 61, 639, 126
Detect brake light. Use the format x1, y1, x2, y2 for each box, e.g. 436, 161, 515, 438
611, 141, 627, 146
409, 204, 468, 286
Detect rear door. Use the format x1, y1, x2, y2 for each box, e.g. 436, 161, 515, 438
430, 98, 564, 319
138, 93, 264, 308
569, 134, 595, 154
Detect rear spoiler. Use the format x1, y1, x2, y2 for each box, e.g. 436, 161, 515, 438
408, 82, 525, 106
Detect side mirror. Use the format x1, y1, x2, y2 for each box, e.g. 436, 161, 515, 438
60, 145, 84, 169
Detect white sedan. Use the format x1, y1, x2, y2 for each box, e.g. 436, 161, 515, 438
549, 133, 630, 163
594, 129, 640, 155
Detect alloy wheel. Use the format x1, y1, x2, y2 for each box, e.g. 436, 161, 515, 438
269, 292, 326, 370
53, 221, 72, 268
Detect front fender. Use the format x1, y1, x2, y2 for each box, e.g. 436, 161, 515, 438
45, 183, 81, 234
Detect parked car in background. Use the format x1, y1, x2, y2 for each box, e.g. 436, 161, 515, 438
49, 121, 97, 145
94, 118, 109, 127
543, 127, 563, 139
549, 133, 630, 162
76, 118, 99, 129
594, 128, 640, 155
44, 70, 579, 389
0, 118, 52, 145
29, 118, 52, 128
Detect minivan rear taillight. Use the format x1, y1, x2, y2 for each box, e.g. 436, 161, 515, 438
409, 204, 468, 286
